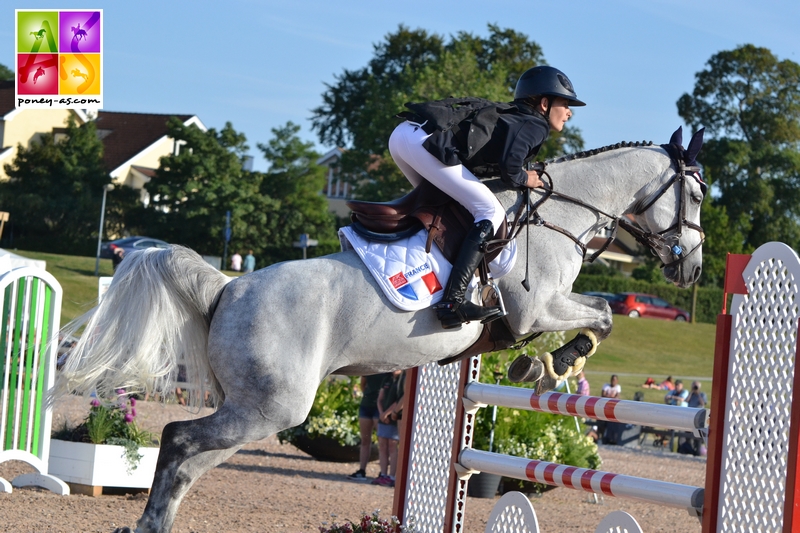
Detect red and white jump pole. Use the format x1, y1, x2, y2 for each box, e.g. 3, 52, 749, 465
459, 448, 704, 511
464, 383, 707, 435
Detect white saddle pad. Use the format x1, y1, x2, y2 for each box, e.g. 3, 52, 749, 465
339, 226, 517, 311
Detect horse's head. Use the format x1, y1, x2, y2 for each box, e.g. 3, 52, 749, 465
630, 127, 706, 288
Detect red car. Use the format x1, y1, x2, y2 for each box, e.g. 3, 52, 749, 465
609, 292, 690, 321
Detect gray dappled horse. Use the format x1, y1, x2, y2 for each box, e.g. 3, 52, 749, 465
54, 127, 705, 532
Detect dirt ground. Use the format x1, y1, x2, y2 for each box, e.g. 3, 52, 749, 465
0, 396, 706, 533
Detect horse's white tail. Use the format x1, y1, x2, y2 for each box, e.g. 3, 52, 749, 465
51, 245, 230, 409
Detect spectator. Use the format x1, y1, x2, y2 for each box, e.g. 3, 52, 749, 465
111, 247, 125, 271
680, 381, 708, 456
665, 379, 689, 407
372, 369, 405, 487
601, 374, 621, 399
230, 252, 242, 272
600, 374, 622, 444
347, 373, 391, 482
577, 371, 590, 396
659, 376, 676, 390
642, 376, 674, 390
687, 381, 707, 408
243, 250, 256, 273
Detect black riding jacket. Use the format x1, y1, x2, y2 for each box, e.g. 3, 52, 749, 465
422, 101, 550, 188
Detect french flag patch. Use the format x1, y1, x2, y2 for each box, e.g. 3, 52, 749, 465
389, 268, 442, 301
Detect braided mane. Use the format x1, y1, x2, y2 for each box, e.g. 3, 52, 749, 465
546, 140, 654, 164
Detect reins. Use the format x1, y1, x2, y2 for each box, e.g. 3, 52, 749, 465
485, 155, 706, 279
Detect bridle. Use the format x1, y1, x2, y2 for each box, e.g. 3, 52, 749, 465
490, 154, 706, 289
623, 159, 706, 270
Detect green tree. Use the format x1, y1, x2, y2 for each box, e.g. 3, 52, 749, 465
142, 118, 277, 257
677, 45, 800, 255
0, 63, 13, 80
257, 122, 338, 264
312, 24, 583, 201
142, 119, 337, 266
0, 118, 113, 254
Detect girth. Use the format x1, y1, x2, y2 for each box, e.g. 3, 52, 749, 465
347, 180, 508, 265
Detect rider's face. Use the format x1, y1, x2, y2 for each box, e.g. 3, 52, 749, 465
543, 97, 572, 132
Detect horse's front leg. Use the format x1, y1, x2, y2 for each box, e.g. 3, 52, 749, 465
112, 402, 293, 533
507, 292, 613, 393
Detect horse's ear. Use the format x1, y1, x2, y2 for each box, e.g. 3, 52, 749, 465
669, 126, 683, 147
685, 128, 705, 166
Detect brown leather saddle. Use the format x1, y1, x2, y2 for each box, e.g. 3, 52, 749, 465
347, 182, 535, 365
346, 180, 507, 264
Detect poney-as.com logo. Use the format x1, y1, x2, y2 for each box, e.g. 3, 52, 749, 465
15, 9, 103, 109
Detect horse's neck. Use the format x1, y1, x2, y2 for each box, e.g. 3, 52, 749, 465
493, 146, 669, 224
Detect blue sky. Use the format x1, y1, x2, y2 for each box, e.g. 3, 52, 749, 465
5, 1, 798, 171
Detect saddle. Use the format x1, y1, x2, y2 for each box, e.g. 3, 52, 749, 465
347, 181, 526, 364
346, 180, 507, 265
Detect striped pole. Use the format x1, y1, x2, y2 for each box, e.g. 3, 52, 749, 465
464, 383, 707, 434
460, 448, 704, 513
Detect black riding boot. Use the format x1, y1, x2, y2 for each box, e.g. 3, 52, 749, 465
435, 219, 503, 330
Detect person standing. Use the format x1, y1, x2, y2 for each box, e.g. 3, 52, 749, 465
243, 250, 256, 273
230, 252, 242, 272
576, 371, 590, 396
372, 369, 405, 487
599, 374, 622, 444
347, 373, 390, 481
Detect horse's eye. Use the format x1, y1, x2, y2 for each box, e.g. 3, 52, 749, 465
691, 195, 703, 205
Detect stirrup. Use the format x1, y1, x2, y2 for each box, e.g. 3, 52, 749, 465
434, 300, 503, 330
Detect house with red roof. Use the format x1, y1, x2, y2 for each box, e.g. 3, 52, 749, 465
0, 80, 205, 204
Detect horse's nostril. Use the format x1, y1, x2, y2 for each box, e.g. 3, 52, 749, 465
693, 266, 702, 283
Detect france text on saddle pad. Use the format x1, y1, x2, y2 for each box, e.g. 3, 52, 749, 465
339, 226, 517, 312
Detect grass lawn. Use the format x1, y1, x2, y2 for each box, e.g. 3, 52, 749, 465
578, 315, 716, 402
12, 249, 717, 402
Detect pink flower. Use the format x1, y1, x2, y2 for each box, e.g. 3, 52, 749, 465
90, 398, 100, 407
124, 413, 134, 423
130, 397, 137, 407
131, 408, 137, 417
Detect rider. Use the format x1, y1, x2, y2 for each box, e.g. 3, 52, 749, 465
388, 66, 585, 329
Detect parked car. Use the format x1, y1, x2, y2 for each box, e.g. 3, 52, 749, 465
582, 291, 623, 304
99, 236, 170, 259
609, 292, 690, 321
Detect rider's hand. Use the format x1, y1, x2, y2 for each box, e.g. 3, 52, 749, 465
525, 170, 543, 188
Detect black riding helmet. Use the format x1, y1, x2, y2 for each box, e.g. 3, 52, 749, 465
514, 66, 586, 107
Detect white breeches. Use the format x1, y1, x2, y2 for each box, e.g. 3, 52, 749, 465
388, 121, 505, 231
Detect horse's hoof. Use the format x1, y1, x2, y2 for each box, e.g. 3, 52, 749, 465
507, 355, 544, 383
535, 373, 560, 395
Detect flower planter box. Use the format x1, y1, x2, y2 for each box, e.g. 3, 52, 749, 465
48, 439, 158, 496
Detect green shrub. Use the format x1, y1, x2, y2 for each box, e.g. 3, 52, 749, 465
277, 376, 362, 447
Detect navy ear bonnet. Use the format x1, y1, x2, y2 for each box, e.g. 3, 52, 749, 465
661, 126, 707, 195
